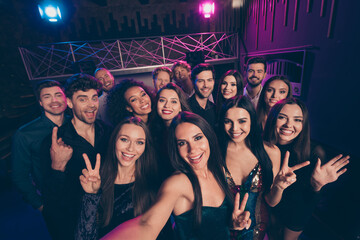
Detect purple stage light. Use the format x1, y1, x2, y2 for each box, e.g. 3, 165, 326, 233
199, 2, 215, 18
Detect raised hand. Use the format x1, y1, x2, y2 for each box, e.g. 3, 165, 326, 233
50, 127, 73, 171
79, 153, 101, 194
273, 151, 310, 190
311, 154, 350, 192
232, 192, 251, 230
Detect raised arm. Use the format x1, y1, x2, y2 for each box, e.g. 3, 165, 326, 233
102, 173, 188, 240
50, 127, 73, 171
310, 154, 350, 192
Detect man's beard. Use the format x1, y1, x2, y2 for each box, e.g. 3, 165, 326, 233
195, 87, 208, 99
247, 77, 262, 88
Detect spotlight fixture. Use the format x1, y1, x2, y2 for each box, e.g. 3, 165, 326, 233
199, 2, 215, 19
38, 2, 62, 22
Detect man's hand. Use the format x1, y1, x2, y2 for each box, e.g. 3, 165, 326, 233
50, 127, 73, 171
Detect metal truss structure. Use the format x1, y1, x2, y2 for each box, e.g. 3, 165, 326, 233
19, 32, 239, 80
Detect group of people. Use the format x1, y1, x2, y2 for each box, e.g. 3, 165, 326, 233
12, 57, 350, 240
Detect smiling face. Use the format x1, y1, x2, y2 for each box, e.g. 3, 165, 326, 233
39, 86, 67, 117
276, 103, 303, 145
246, 63, 266, 87
67, 89, 99, 124
95, 69, 115, 92
157, 89, 182, 126
175, 122, 210, 171
194, 70, 215, 99
224, 107, 251, 143
124, 86, 152, 117
265, 79, 290, 108
154, 71, 171, 92
221, 75, 237, 99
115, 123, 146, 169
173, 66, 190, 85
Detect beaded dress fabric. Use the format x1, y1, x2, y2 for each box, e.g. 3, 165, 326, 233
226, 163, 269, 240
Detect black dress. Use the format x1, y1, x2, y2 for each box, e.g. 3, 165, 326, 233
75, 182, 134, 240
272, 143, 321, 231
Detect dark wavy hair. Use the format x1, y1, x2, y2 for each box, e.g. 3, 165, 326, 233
99, 117, 159, 227
64, 73, 101, 99
263, 97, 310, 164
155, 82, 192, 121
167, 111, 233, 229
190, 63, 215, 84
107, 79, 154, 126
218, 96, 273, 193
215, 69, 244, 114
150, 83, 192, 181
257, 76, 293, 128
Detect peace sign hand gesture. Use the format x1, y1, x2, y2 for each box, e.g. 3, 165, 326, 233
273, 151, 310, 190
79, 153, 101, 194
311, 154, 350, 192
232, 192, 251, 230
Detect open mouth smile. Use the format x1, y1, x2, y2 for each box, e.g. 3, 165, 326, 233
188, 152, 204, 164
140, 103, 149, 110
162, 109, 173, 115
122, 152, 135, 161
279, 128, 294, 136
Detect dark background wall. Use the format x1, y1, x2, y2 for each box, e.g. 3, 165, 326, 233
239, 0, 360, 158
239, 1, 360, 239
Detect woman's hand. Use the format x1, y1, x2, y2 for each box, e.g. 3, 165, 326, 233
273, 151, 310, 190
232, 192, 251, 230
79, 153, 101, 194
311, 154, 350, 192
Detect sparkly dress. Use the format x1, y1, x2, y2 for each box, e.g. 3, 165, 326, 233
225, 163, 269, 240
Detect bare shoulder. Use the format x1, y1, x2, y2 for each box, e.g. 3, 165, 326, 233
263, 141, 280, 159
160, 172, 193, 195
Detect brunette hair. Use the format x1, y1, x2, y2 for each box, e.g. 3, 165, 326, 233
263, 97, 310, 164
167, 112, 233, 229
257, 75, 293, 128
218, 96, 274, 193
155, 82, 192, 117
99, 117, 159, 227
215, 69, 244, 114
